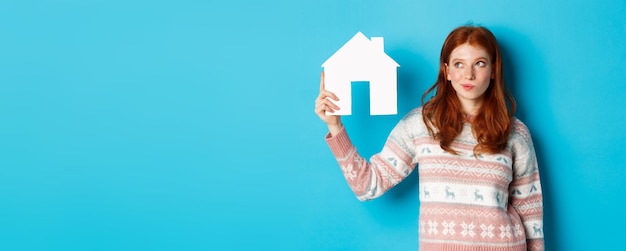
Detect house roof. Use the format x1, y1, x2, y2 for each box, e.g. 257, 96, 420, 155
322, 32, 399, 69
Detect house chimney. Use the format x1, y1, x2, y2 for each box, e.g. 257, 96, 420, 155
371, 37, 384, 51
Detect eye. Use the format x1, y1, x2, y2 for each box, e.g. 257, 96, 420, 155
454, 62, 463, 68
475, 61, 486, 67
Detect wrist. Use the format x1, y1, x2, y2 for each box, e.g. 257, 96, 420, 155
328, 122, 343, 136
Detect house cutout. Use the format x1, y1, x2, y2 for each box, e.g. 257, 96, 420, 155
322, 32, 399, 116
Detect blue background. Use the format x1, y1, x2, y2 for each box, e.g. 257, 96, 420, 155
1, 0, 625, 250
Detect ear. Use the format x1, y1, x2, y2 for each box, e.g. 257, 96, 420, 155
444, 63, 451, 80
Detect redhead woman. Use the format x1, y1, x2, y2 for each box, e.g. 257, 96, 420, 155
314, 25, 544, 251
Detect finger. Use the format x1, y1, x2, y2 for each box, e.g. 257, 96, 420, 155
316, 107, 333, 118
322, 90, 339, 101
315, 100, 328, 112
315, 96, 326, 107
320, 71, 326, 92
317, 90, 338, 103
319, 72, 341, 102
315, 100, 325, 110
321, 105, 334, 114
323, 99, 340, 111
315, 100, 336, 114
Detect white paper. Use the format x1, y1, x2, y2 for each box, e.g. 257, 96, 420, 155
322, 32, 399, 115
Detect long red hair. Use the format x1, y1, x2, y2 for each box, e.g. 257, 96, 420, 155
421, 25, 516, 155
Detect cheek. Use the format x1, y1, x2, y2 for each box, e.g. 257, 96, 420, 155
447, 71, 459, 81
485, 67, 494, 79
480, 70, 493, 81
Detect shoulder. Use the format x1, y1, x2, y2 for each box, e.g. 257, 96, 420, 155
404, 107, 424, 120
399, 107, 426, 127
393, 107, 429, 135
508, 117, 535, 152
510, 117, 532, 141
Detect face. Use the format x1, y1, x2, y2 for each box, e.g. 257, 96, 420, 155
445, 43, 494, 109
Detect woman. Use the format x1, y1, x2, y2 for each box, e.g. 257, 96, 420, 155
314, 25, 544, 251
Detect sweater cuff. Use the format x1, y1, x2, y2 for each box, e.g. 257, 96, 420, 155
324, 126, 354, 158
527, 238, 544, 251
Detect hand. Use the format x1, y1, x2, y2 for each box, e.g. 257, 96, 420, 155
314, 72, 343, 135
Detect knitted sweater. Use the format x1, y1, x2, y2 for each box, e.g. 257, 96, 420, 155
325, 108, 544, 251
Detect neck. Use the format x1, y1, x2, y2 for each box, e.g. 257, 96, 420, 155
460, 99, 483, 116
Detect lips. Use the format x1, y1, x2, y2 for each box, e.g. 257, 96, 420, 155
461, 84, 474, 91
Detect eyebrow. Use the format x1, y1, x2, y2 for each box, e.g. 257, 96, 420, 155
451, 56, 489, 62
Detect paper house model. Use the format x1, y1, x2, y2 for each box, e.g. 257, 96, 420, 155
322, 32, 399, 115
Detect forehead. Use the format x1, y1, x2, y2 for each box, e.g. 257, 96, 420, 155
449, 43, 490, 61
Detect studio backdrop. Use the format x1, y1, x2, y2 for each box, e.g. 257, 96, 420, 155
1, 0, 625, 250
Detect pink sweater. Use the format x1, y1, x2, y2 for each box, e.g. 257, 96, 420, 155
325, 108, 544, 251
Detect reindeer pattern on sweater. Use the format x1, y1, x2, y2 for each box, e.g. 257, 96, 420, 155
325, 107, 544, 251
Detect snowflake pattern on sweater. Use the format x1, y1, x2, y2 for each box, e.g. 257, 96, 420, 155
325, 108, 544, 251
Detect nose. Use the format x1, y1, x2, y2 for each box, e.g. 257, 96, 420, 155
464, 67, 475, 80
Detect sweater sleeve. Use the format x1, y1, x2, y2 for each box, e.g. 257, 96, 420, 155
325, 112, 419, 201
509, 120, 544, 251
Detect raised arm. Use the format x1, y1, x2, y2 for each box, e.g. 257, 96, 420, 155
315, 71, 420, 201
324, 110, 421, 201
